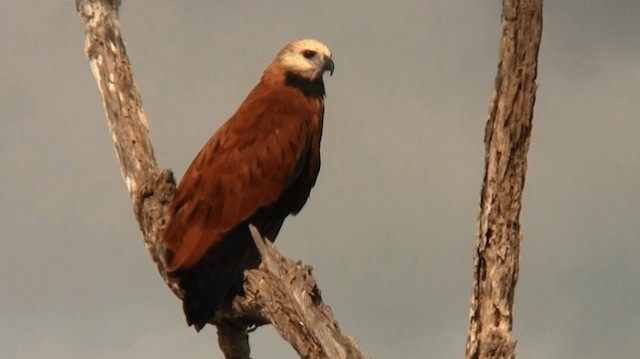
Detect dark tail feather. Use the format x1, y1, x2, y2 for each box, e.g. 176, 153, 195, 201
180, 214, 287, 331
180, 236, 262, 331
183, 286, 219, 332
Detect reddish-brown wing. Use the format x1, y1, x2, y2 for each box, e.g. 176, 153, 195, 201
161, 83, 316, 272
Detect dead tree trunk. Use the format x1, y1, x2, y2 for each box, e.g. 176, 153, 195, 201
75, 1, 365, 358
465, 1, 543, 359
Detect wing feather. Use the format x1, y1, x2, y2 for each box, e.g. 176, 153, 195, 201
162, 86, 313, 271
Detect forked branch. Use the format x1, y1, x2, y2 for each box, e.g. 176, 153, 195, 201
75, 1, 364, 358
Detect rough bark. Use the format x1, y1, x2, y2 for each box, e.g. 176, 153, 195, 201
238, 226, 365, 359
75, 1, 365, 358
75, 0, 180, 297
465, 1, 543, 359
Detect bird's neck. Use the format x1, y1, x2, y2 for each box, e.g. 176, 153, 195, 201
284, 71, 326, 99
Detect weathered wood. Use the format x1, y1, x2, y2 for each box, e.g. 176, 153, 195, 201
465, 1, 543, 359
216, 321, 252, 359
75, 0, 180, 296
75, 2, 364, 358
235, 225, 366, 359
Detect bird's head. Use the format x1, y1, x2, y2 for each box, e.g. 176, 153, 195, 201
275, 39, 334, 80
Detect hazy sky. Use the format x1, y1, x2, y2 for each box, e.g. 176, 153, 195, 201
1, 1, 639, 358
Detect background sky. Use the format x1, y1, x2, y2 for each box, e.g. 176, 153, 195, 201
1, 1, 639, 358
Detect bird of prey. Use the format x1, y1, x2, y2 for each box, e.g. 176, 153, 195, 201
160, 39, 334, 331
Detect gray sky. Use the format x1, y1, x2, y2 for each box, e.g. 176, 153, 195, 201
1, 1, 639, 358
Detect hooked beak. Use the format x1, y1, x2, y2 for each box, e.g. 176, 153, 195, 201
323, 57, 335, 76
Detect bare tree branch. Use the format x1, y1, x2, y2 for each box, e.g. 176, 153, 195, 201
465, 1, 543, 359
233, 225, 366, 359
75, 0, 179, 296
75, 1, 365, 358
209, 225, 368, 359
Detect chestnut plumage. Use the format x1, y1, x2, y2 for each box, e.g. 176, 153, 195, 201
160, 39, 333, 331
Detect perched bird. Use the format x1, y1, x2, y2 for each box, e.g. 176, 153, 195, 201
160, 39, 334, 331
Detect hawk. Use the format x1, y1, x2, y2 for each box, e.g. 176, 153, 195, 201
160, 39, 334, 331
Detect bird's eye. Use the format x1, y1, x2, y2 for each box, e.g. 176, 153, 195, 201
302, 50, 317, 59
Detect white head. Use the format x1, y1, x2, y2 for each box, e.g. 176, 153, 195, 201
275, 39, 334, 80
